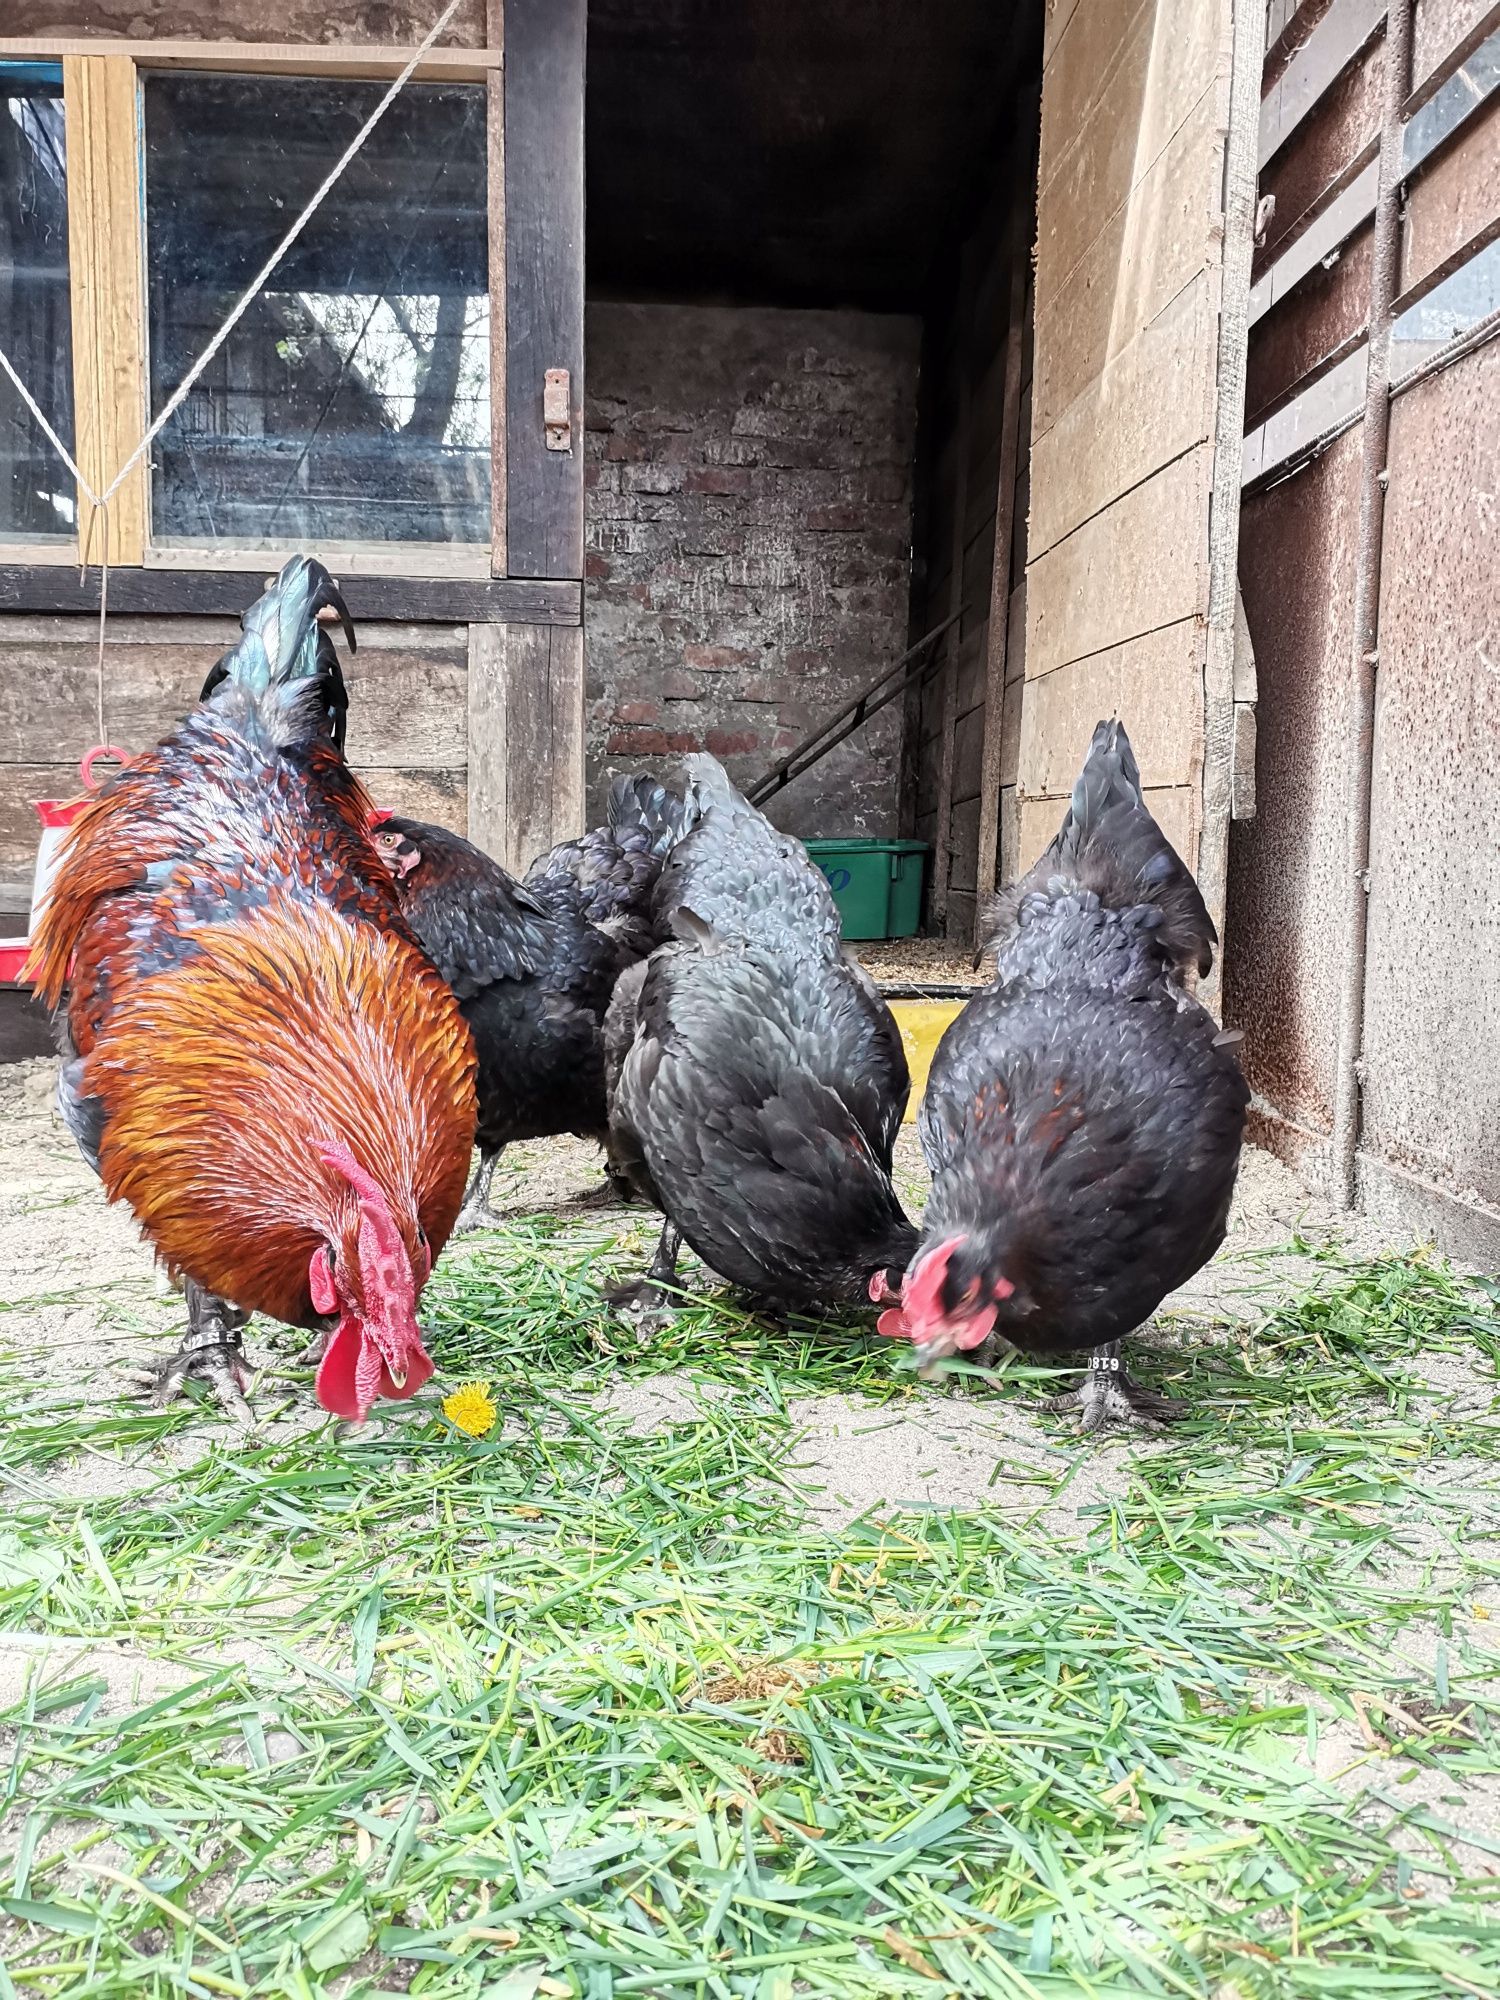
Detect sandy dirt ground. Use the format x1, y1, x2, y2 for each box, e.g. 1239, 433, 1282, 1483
3, 1052, 1498, 1872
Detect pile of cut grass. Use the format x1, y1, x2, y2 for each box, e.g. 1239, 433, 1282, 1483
1, 1231, 1498, 1998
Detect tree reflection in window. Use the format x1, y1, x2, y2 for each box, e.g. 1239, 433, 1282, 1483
0, 62, 74, 544
145, 74, 490, 549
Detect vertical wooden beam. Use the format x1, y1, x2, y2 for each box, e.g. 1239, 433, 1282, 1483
930, 250, 973, 935
548, 624, 585, 843
467, 619, 508, 860
503, 0, 585, 580
62, 56, 147, 565
972, 223, 1029, 948
485, 4, 507, 576
466, 620, 585, 872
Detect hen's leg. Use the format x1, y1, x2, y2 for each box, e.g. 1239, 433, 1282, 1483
1041, 1340, 1187, 1433
606, 1220, 684, 1331
454, 1145, 506, 1234
134, 1280, 254, 1423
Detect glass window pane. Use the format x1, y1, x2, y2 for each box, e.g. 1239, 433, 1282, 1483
143, 74, 490, 549
0, 62, 75, 545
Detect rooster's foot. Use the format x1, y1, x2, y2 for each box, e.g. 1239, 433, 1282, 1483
133, 1281, 254, 1423
1041, 1342, 1185, 1433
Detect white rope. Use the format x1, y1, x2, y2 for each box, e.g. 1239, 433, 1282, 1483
0, 0, 461, 753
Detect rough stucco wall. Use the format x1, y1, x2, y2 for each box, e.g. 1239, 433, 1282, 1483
583, 302, 920, 838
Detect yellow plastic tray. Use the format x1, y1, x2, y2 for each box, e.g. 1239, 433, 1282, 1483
887, 999, 965, 1122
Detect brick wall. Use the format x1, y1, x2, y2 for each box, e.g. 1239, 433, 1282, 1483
584, 302, 921, 838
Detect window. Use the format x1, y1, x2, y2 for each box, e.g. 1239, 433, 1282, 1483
0, 63, 74, 546
142, 73, 490, 550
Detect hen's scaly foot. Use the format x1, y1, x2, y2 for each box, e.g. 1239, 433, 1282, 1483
1040, 1342, 1186, 1433
453, 1195, 506, 1235
565, 1180, 630, 1212
132, 1340, 255, 1424
604, 1278, 679, 1338
453, 1148, 506, 1234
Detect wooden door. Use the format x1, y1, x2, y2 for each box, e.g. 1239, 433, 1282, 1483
1020, 0, 1259, 978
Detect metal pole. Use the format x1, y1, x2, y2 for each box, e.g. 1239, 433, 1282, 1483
1329, 0, 1414, 1208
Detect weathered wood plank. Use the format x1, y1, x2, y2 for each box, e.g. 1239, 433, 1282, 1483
0, 567, 581, 624
504, 0, 585, 579
1017, 622, 1205, 795
974, 229, 1028, 935
0, 625, 467, 769
13, 4, 488, 46
548, 624, 585, 848
1400, 93, 1500, 297
362, 766, 467, 832
63, 56, 147, 565
1029, 274, 1212, 559
931, 250, 974, 934
1033, 91, 1218, 433
1025, 446, 1210, 679
1261, 0, 1387, 170
1038, 0, 1218, 296
466, 620, 509, 862
487, 56, 508, 575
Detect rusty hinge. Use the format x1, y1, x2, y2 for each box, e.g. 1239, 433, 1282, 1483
544, 368, 572, 452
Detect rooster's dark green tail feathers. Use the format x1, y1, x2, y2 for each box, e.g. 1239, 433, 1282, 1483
199, 556, 356, 752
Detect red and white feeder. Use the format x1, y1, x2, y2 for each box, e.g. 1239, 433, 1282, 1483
0, 747, 133, 988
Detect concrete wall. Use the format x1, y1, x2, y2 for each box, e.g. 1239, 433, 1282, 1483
583, 302, 920, 839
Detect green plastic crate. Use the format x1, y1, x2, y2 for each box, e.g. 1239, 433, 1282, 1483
804, 838, 929, 940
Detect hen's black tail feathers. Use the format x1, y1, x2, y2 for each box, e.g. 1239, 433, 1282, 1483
983, 719, 1217, 979
199, 555, 356, 752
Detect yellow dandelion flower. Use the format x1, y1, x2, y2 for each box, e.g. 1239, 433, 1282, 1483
442, 1380, 497, 1438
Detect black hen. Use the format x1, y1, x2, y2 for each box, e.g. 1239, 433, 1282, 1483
372, 775, 695, 1230
605, 755, 916, 1317
880, 720, 1248, 1430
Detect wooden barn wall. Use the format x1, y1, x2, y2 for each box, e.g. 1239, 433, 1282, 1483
0, 619, 470, 913
1228, 0, 1500, 1260
906, 165, 1033, 943
1018, 0, 1245, 889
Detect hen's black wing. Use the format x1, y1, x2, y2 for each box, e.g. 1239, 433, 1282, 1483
612, 941, 917, 1305
379, 817, 552, 999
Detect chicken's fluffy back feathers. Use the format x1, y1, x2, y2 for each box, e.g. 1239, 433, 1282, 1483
978, 719, 1216, 981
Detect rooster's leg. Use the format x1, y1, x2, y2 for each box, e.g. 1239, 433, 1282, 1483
134, 1280, 254, 1423
605, 1221, 683, 1332
1042, 1340, 1187, 1433
454, 1145, 506, 1234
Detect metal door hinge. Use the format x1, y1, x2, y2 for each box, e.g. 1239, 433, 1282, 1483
544, 368, 572, 452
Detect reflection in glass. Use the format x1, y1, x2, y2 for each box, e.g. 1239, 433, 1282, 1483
0, 62, 74, 544
144, 74, 490, 548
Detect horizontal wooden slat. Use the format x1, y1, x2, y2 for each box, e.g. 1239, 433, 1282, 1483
1030, 275, 1211, 557
1025, 446, 1210, 678
1033, 92, 1217, 434
0, 629, 467, 771
1401, 93, 1500, 294
0, 568, 581, 625
1412, 0, 1498, 91
1016, 621, 1205, 794
1260, 0, 1387, 169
